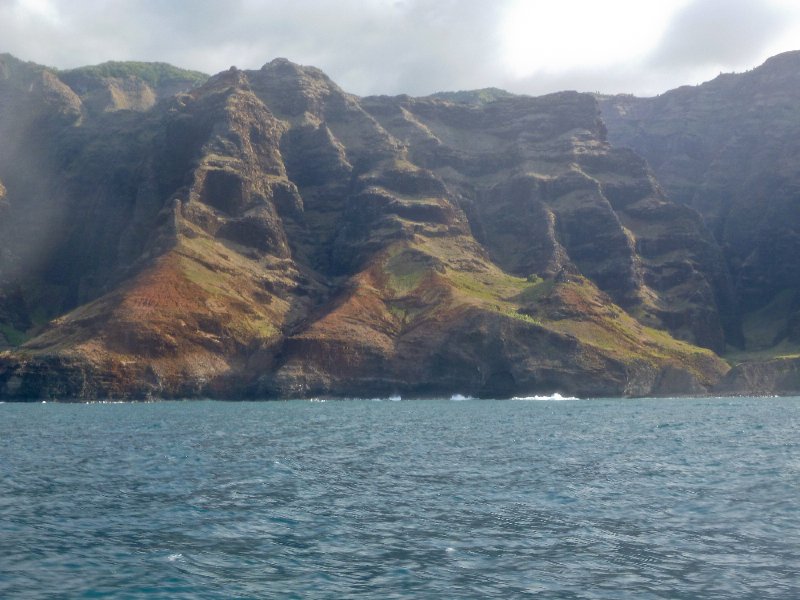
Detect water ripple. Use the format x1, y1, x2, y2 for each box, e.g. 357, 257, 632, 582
2, 397, 800, 598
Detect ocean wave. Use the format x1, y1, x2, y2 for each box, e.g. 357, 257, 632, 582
365, 395, 402, 402
450, 394, 474, 401
511, 393, 578, 401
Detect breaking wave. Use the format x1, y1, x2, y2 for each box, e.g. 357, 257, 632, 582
511, 392, 578, 401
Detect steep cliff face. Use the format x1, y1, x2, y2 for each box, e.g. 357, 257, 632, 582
0, 55, 732, 399
599, 51, 800, 356
0, 177, 22, 349
0, 54, 206, 315
716, 356, 800, 396
362, 92, 732, 352
0, 54, 87, 344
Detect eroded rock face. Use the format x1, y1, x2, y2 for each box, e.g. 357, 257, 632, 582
0, 54, 734, 399
362, 92, 731, 352
716, 357, 800, 396
599, 51, 800, 353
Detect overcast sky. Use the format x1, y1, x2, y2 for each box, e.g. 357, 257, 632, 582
1, 0, 799, 97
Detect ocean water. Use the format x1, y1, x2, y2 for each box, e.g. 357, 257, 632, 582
2, 397, 800, 599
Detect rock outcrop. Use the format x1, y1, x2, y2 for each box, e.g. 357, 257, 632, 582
0, 54, 745, 399
58, 60, 207, 115
716, 356, 800, 396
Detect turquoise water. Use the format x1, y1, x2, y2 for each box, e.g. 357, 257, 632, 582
2, 397, 800, 599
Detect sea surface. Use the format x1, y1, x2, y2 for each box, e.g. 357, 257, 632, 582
2, 396, 800, 599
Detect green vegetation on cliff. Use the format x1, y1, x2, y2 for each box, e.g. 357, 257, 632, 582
3, 52, 792, 399
60, 61, 208, 88
426, 87, 515, 105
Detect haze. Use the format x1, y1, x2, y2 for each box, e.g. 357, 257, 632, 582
1, 0, 799, 96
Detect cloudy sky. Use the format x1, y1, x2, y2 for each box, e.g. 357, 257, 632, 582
1, 0, 799, 97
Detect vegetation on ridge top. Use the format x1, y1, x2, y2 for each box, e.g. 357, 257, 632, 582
60, 61, 209, 87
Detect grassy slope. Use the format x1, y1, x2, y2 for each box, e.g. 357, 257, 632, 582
328, 229, 728, 387
479, 263, 711, 376
15, 227, 297, 391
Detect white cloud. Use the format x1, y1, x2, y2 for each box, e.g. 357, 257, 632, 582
499, 0, 687, 78
648, 0, 789, 68
0, 0, 798, 96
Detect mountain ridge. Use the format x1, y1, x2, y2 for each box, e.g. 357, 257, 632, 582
0, 52, 797, 399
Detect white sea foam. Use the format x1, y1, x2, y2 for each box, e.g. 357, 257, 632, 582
450, 394, 473, 401
511, 392, 578, 401
368, 395, 402, 402
167, 553, 183, 562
